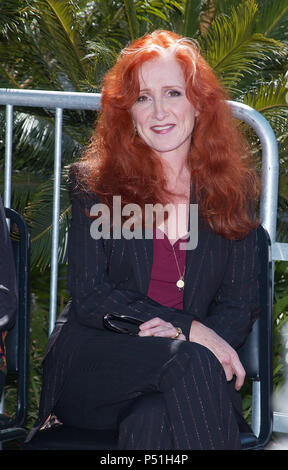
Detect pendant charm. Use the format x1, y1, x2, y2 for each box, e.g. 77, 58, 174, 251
176, 278, 185, 290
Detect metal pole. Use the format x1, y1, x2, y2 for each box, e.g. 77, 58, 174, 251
49, 108, 63, 335
229, 101, 279, 242
0, 105, 14, 416
230, 101, 279, 437
0, 89, 101, 110
4, 105, 13, 209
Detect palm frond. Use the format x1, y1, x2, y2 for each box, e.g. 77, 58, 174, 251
201, 0, 284, 93
76, 1, 129, 49
239, 78, 288, 167
84, 39, 118, 89
124, 0, 139, 40
0, 0, 24, 38
33, 0, 87, 90
0, 171, 44, 215
141, 1, 182, 23
279, 173, 288, 202
25, 173, 71, 270
242, 76, 288, 123
182, 0, 203, 37
256, 0, 288, 41
0, 110, 82, 172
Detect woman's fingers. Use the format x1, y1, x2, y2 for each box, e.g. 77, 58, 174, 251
232, 356, 246, 391
189, 320, 246, 390
220, 349, 246, 391
139, 317, 170, 331
138, 317, 186, 340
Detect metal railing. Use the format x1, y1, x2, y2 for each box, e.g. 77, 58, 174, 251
0, 88, 287, 436
1, 90, 101, 334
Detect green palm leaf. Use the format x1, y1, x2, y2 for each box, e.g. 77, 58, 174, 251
182, 0, 203, 37
239, 78, 288, 165
279, 174, 288, 203
25, 173, 71, 270
34, 0, 87, 90
242, 77, 288, 136
76, 0, 129, 49
201, 0, 284, 93
0, 109, 86, 172
256, 0, 288, 41
0, 0, 24, 38
0, 171, 43, 215
124, 0, 139, 40
242, 77, 288, 239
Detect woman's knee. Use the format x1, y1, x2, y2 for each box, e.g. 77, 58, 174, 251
158, 340, 224, 392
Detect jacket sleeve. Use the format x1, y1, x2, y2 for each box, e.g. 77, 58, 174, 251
202, 228, 261, 350
0, 196, 17, 331
67, 173, 198, 339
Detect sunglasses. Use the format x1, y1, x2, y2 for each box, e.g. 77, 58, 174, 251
103, 312, 144, 335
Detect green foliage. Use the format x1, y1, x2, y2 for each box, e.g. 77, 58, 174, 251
124, 0, 139, 39
273, 263, 288, 391
201, 0, 284, 94
0, 0, 287, 270
182, 0, 202, 37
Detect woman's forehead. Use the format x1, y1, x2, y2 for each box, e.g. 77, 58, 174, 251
138, 56, 186, 89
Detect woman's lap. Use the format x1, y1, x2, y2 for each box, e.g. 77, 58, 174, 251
52, 325, 226, 430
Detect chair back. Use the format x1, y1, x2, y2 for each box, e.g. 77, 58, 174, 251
4, 208, 30, 427
238, 224, 273, 447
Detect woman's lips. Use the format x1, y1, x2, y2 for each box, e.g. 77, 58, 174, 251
150, 124, 175, 134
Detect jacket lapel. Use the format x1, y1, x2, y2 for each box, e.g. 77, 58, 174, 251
183, 189, 211, 312
183, 226, 211, 312
128, 236, 154, 295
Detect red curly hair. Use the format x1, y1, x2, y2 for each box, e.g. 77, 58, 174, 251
78, 30, 259, 239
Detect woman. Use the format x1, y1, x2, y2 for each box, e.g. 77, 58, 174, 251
28, 30, 261, 450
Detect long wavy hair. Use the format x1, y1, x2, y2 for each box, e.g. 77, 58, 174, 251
77, 30, 259, 239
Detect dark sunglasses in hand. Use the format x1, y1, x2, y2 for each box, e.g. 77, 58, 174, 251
103, 313, 144, 335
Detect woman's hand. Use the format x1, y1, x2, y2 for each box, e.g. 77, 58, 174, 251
189, 320, 245, 391
138, 317, 186, 340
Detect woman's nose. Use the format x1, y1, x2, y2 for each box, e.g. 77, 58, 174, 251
152, 98, 168, 120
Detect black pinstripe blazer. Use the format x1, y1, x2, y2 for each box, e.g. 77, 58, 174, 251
30, 168, 261, 438
55, 170, 261, 350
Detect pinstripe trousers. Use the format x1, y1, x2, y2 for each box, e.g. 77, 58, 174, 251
53, 333, 241, 451
117, 346, 241, 450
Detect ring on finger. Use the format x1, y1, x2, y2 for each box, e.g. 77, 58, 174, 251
173, 327, 182, 339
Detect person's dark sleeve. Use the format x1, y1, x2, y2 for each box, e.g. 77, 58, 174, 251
0, 196, 17, 331
203, 228, 261, 350
67, 174, 198, 339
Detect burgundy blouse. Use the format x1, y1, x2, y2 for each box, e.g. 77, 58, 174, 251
147, 227, 187, 310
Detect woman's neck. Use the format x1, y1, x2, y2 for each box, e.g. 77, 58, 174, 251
163, 161, 191, 198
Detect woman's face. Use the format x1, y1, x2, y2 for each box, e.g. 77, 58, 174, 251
131, 56, 198, 160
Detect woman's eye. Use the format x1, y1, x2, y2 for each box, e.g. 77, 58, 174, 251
168, 90, 181, 97
136, 95, 148, 103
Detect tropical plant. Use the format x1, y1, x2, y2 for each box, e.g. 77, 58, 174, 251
1, 0, 287, 270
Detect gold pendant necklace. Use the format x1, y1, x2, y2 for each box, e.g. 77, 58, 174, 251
176, 277, 185, 290
171, 244, 185, 291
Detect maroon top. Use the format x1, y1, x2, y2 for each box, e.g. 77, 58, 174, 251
147, 227, 187, 310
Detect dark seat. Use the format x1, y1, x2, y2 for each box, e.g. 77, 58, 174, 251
24, 224, 273, 451
0, 208, 30, 446
238, 224, 273, 449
